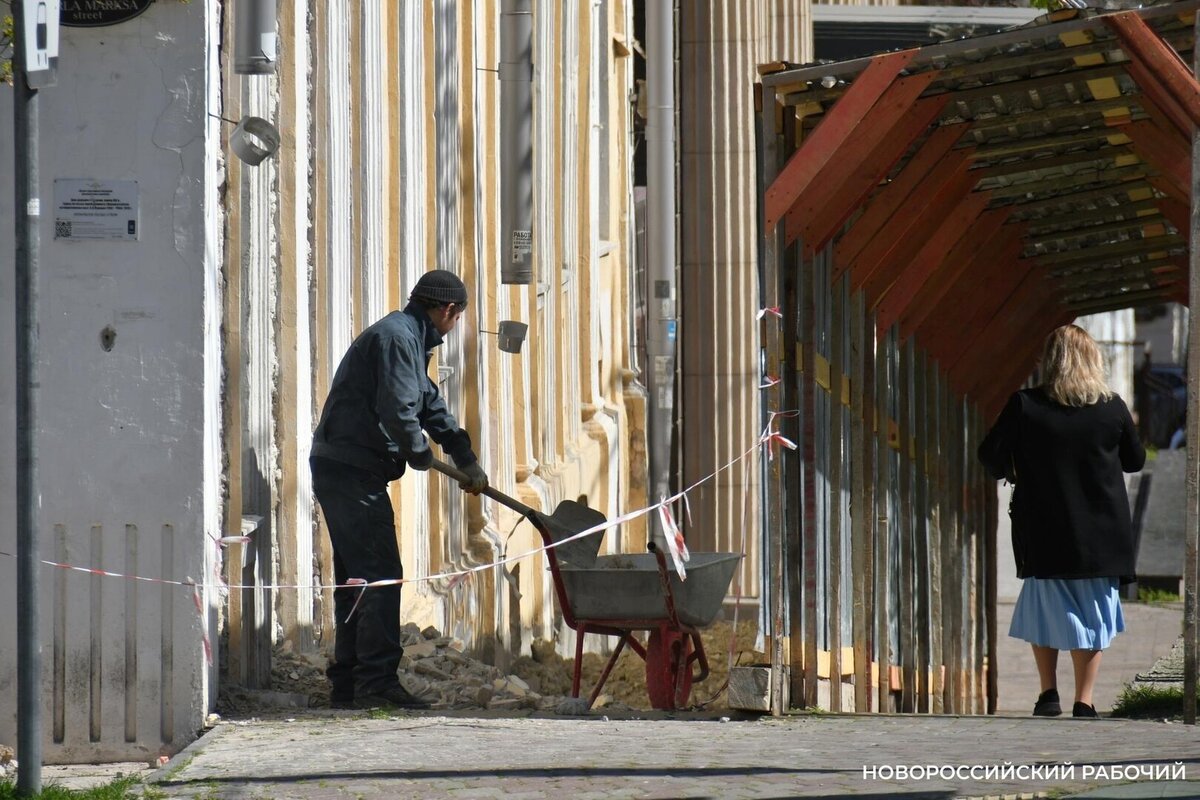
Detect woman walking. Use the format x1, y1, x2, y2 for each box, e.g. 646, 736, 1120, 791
979, 324, 1145, 718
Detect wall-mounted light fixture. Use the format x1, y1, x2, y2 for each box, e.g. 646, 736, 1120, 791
210, 113, 281, 166
229, 116, 280, 166
480, 321, 528, 354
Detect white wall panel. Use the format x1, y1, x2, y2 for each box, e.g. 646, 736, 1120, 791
0, 0, 218, 761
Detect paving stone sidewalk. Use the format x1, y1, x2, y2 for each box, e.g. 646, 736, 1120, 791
142, 710, 1200, 800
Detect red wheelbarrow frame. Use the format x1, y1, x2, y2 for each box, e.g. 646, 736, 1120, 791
543, 542, 711, 710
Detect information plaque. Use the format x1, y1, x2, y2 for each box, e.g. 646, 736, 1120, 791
54, 179, 140, 241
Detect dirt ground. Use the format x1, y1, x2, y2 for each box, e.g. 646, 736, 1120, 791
216, 617, 765, 717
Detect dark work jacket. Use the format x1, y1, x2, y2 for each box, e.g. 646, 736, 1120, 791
311, 302, 476, 480
977, 388, 1145, 582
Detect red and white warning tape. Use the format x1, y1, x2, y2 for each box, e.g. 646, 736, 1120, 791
0, 413, 799, 665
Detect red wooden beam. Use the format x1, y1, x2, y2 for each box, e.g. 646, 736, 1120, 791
1106, 11, 1200, 129
976, 308, 1075, 420
919, 238, 1034, 370
974, 320, 1051, 414
1125, 57, 1195, 138
764, 49, 919, 233
949, 272, 1053, 381
873, 189, 992, 332
969, 303, 1073, 406
956, 270, 1057, 382
1157, 194, 1191, 233
831, 124, 967, 282
1124, 120, 1191, 199
1128, 63, 1195, 138
952, 285, 1062, 396
855, 151, 977, 302
1171, 282, 1189, 305
916, 230, 1028, 363
787, 82, 945, 252
899, 211, 1018, 341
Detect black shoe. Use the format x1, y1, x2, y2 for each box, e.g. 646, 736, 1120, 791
1033, 689, 1062, 717
354, 685, 432, 710
330, 694, 355, 710
1072, 701, 1099, 718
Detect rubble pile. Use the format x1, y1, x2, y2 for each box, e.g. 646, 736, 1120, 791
216, 618, 764, 717
0, 744, 16, 780
394, 624, 568, 712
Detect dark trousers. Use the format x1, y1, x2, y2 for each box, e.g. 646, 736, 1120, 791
310, 456, 404, 697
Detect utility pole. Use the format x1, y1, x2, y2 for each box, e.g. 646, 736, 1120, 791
12, 0, 57, 793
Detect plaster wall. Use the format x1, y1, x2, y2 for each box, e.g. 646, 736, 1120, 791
0, 1, 220, 763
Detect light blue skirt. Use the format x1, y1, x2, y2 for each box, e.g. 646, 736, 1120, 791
1009, 577, 1125, 651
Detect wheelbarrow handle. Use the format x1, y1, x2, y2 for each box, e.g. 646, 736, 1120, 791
429, 456, 539, 519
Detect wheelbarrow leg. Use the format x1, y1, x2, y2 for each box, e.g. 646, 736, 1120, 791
677, 631, 709, 707
571, 624, 588, 698
687, 631, 709, 683
587, 633, 631, 709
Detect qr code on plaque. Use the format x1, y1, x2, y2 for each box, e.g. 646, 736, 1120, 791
55, 220, 72, 238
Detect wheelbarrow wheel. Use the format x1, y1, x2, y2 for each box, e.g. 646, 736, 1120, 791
645, 628, 693, 709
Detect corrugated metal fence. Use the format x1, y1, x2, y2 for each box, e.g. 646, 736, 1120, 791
761, 231, 997, 714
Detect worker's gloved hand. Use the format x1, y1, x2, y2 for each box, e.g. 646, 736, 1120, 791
459, 462, 488, 494
407, 448, 433, 471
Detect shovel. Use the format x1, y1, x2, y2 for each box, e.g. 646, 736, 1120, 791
430, 457, 605, 567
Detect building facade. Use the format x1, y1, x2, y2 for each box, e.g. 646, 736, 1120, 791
1, 0, 645, 762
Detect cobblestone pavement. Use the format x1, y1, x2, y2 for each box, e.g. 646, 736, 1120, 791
146, 710, 1200, 799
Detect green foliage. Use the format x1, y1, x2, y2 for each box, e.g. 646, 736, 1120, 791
1137, 585, 1181, 603
1030, 0, 1061, 9
0, 774, 156, 800
1110, 683, 1197, 719
2, 13, 13, 86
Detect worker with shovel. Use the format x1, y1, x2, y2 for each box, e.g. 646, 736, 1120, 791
310, 269, 489, 710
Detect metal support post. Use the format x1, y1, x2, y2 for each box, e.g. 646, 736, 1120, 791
1183, 10, 1200, 727
12, 0, 44, 791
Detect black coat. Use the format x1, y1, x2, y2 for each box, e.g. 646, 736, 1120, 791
977, 387, 1145, 581
311, 302, 476, 480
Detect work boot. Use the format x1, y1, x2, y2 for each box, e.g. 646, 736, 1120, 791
1033, 688, 1061, 717
354, 684, 432, 711
1072, 701, 1099, 718
329, 692, 355, 710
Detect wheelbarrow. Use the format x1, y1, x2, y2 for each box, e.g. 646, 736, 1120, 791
432, 457, 742, 710
556, 545, 742, 710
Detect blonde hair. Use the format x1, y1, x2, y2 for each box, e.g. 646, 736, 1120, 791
1040, 324, 1111, 407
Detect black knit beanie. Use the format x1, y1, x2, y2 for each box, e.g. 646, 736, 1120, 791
410, 269, 469, 306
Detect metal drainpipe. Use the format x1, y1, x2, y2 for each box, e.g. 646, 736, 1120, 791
646, 0, 676, 543
235, 0, 278, 75
501, 0, 534, 283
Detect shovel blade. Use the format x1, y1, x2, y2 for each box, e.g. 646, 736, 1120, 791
536, 501, 606, 567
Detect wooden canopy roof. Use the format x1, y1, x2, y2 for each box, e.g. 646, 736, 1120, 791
759, 1, 1200, 417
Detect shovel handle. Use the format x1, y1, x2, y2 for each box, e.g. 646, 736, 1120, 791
429, 457, 538, 518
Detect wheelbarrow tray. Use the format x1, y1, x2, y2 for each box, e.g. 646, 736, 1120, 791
557, 552, 741, 628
